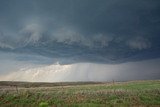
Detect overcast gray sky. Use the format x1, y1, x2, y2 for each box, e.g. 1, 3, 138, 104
0, 0, 160, 82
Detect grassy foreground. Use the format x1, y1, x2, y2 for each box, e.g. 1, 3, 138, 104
0, 80, 160, 107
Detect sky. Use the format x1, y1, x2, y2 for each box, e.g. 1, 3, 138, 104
0, 0, 160, 82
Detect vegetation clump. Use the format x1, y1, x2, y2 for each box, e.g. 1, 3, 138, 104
39, 102, 49, 107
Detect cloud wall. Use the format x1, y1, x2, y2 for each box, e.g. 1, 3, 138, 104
0, 0, 160, 82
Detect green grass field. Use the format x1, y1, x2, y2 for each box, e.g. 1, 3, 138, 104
0, 80, 160, 107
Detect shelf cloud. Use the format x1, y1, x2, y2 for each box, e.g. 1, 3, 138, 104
0, 0, 160, 81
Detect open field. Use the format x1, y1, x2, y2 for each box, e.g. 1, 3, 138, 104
0, 80, 160, 107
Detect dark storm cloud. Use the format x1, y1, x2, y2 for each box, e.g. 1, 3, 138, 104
0, 0, 160, 64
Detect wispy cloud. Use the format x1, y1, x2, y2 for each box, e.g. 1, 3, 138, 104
0, 42, 14, 49
19, 23, 44, 45
127, 37, 151, 50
